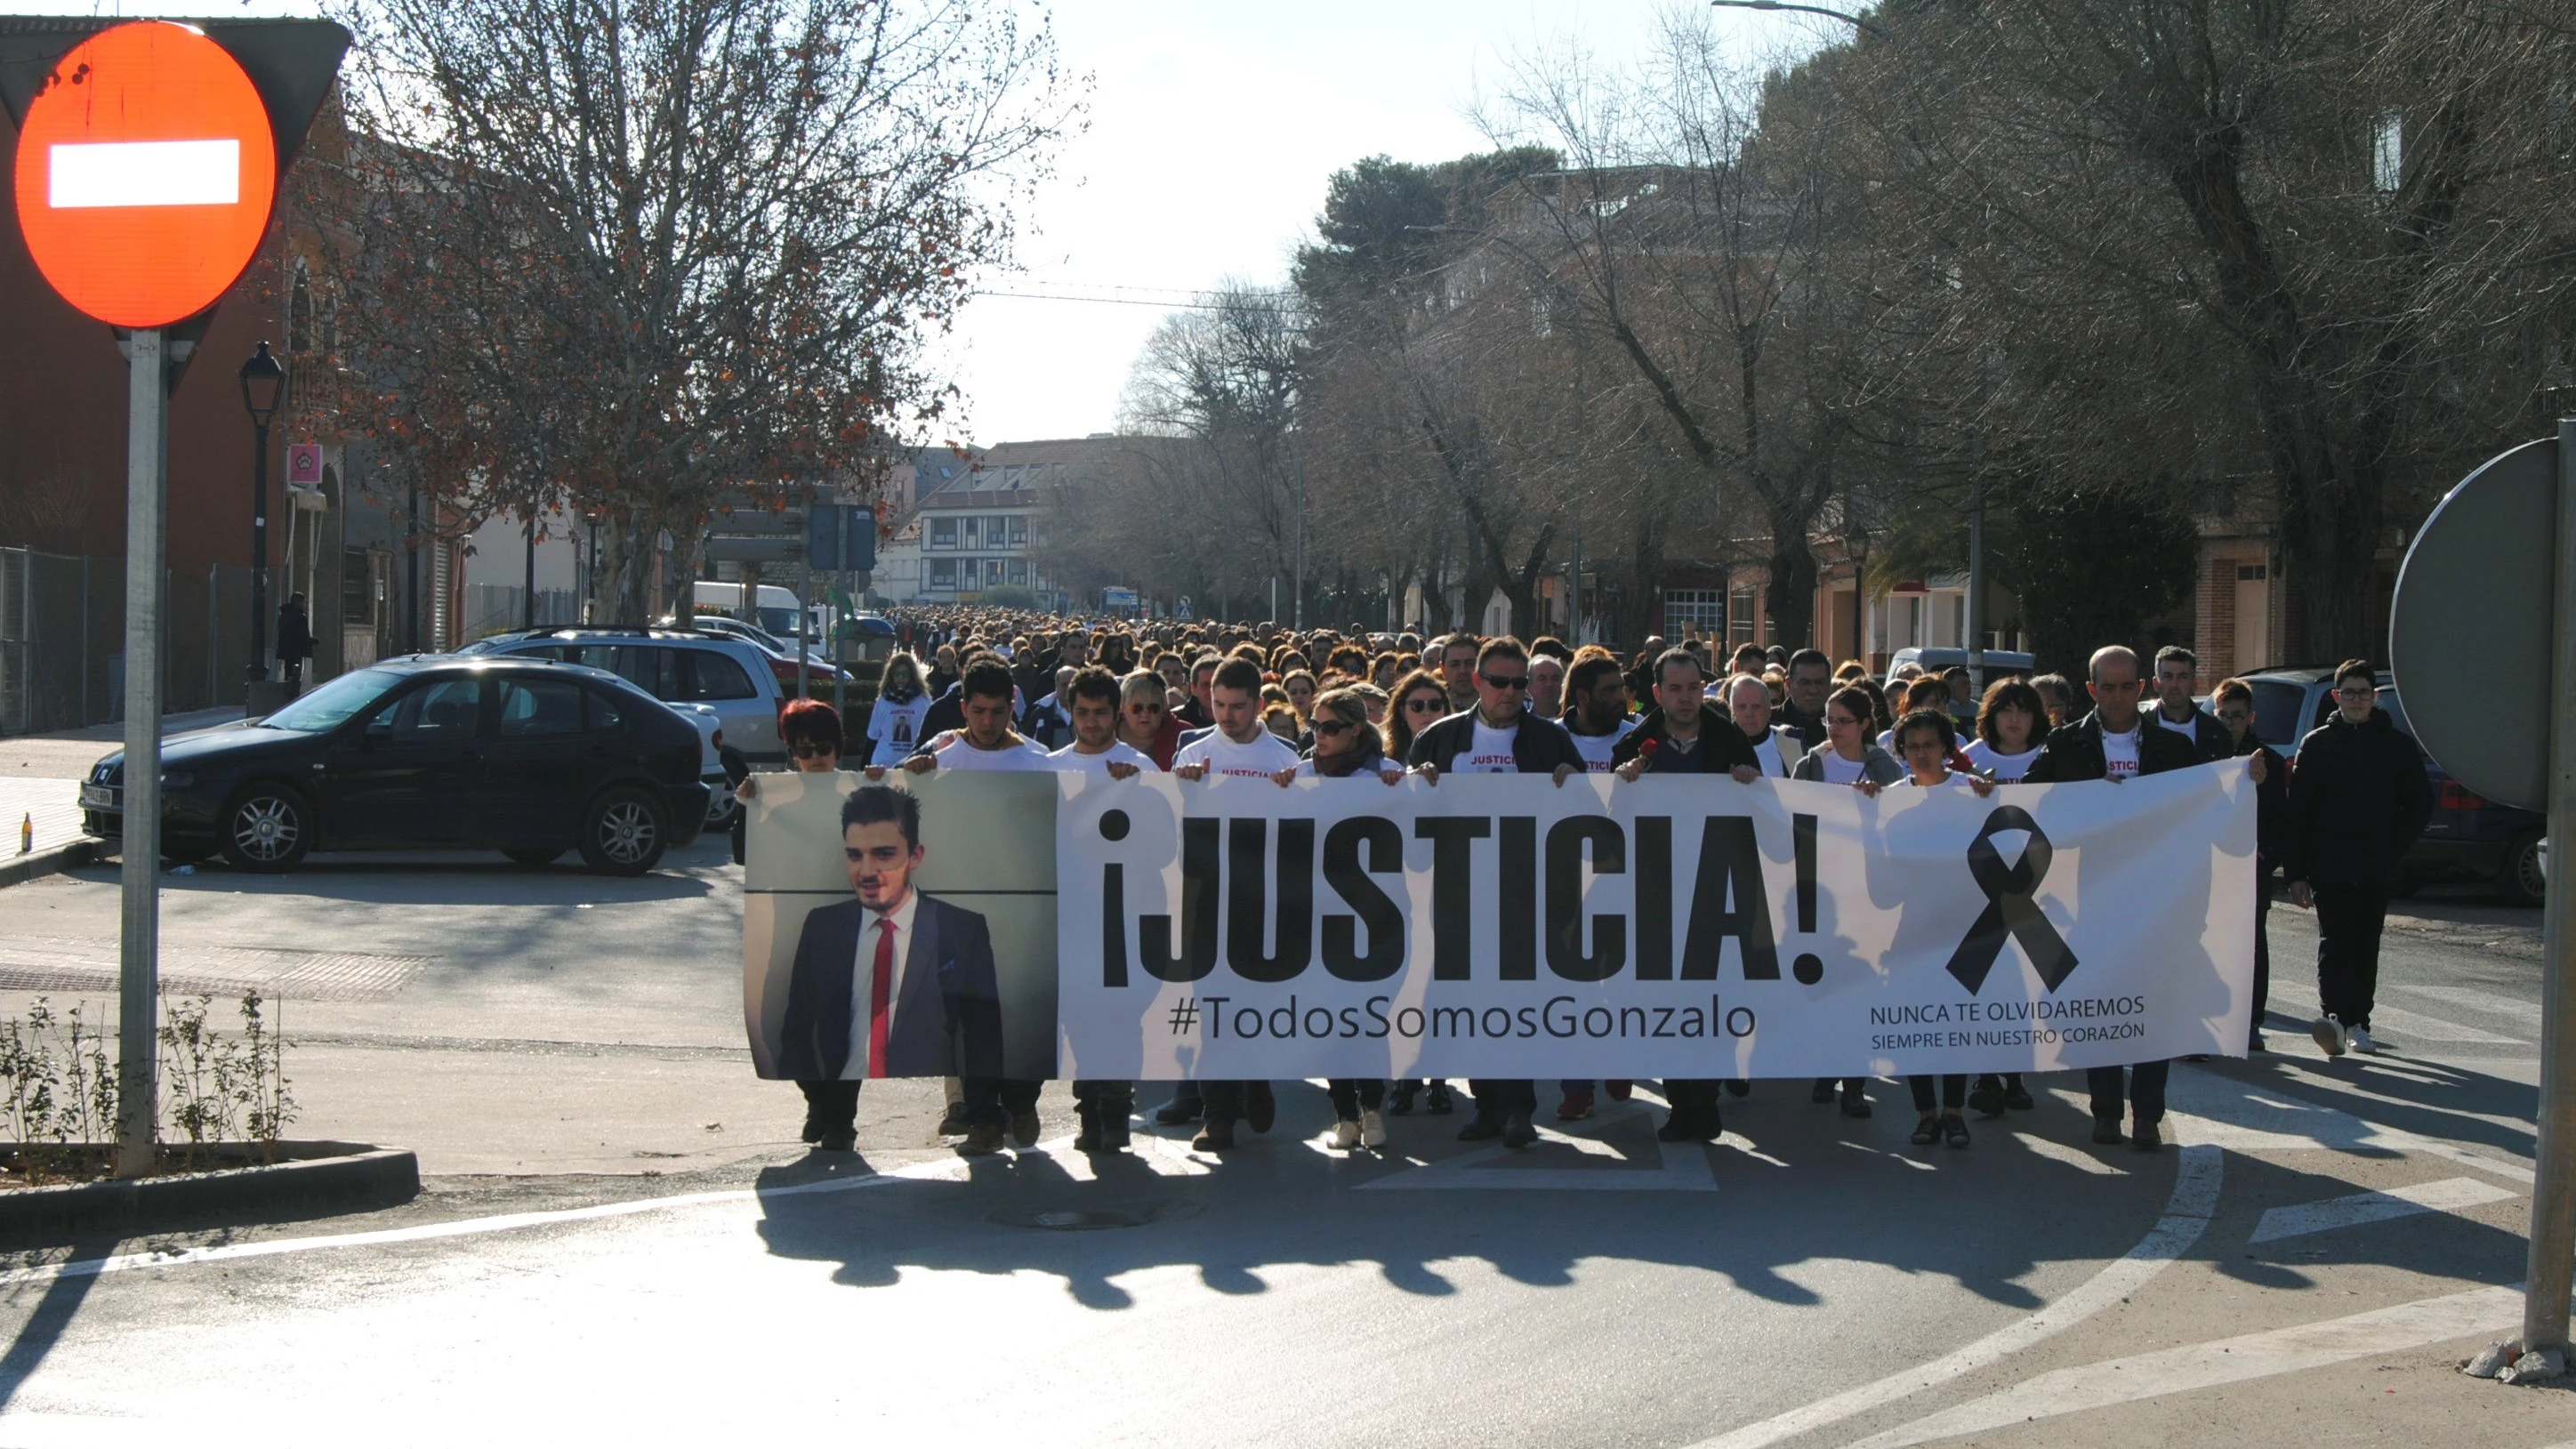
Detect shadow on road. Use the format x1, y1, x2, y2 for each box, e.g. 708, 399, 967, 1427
0, 1234, 117, 1408
66, 856, 721, 908
751, 1083, 2178, 1314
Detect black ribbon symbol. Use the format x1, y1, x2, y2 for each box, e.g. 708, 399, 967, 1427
1945, 806, 2080, 994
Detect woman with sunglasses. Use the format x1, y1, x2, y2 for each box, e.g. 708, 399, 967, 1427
1117, 669, 1183, 768
1381, 667, 1461, 1118
1269, 688, 1403, 1148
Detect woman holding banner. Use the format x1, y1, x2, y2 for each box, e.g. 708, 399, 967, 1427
1797, 687, 1903, 1116
1276, 688, 1404, 1149
1379, 668, 1460, 1119
1894, 709, 1994, 1148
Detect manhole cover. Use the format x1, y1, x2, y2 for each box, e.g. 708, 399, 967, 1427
988, 1199, 1196, 1231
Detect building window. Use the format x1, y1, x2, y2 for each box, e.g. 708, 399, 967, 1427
929, 517, 955, 549
1007, 516, 1027, 546
986, 559, 1005, 587
1007, 559, 1029, 586
929, 559, 955, 589
342, 548, 375, 626
962, 516, 981, 548
1727, 587, 1758, 647
1663, 589, 1724, 641
990, 515, 1012, 545
2236, 563, 2267, 581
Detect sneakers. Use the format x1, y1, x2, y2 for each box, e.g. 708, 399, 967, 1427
2311, 1016, 2347, 1057
2130, 1119, 2163, 1152
1191, 1118, 1236, 1152
1360, 1108, 1388, 1148
1329, 1119, 1362, 1150
2090, 1116, 2124, 1146
1424, 1082, 1455, 1115
1556, 1089, 1596, 1121
2346, 1026, 2379, 1056
1387, 1081, 1419, 1115
1009, 1111, 1042, 1148
1967, 1078, 2005, 1119
1501, 1112, 1539, 1149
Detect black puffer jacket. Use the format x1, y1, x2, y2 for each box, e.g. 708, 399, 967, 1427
2284, 709, 2433, 885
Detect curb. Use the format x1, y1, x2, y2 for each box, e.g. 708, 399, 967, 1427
0, 837, 96, 890
0, 1141, 421, 1240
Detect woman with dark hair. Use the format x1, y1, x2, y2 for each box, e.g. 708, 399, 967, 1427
1796, 684, 1903, 1119
1383, 667, 1458, 1120
1893, 708, 1992, 1148
1966, 678, 2047, 783
1853, 677, 1893, 736
1382, 667, 1453, 766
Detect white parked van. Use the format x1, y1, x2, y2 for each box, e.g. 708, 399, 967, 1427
691, 581, 803, 640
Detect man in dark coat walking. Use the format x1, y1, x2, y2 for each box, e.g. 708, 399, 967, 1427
2284, 660, 2434, 1059
274, 592, 315, 692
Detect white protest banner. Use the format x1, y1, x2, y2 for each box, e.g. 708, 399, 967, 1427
1054, 764, 2257, 1080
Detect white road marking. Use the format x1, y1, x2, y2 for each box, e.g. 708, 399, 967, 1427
2385, 982, 2543, 1033
1840, 1284, 2522, 1449
2351, 1004, 2517, 1044
48, 139, 239, 208
2247, 1176, 2519, 1244
1679, 1143, 2221, 1449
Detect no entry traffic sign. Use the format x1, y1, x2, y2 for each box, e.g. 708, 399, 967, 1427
10, 20, 277, 329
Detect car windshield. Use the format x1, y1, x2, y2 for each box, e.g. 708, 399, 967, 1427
755, 607, 802, 639
261, 668, 404, 732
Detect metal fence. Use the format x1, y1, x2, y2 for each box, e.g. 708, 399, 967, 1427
0, 548, 260, 734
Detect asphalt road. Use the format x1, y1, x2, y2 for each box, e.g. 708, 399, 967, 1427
0, 852, 2564, 1446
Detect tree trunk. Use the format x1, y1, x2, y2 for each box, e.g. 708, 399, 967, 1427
2279, 461, 2387, 665
1762, 505, 1818, 649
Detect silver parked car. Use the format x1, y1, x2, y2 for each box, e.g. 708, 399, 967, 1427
463, 628, 787, 766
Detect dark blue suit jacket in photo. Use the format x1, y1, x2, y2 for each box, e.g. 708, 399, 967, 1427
777, 894, 1004, 1080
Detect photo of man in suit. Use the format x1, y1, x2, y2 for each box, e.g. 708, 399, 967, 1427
779, 784, 1031, 1155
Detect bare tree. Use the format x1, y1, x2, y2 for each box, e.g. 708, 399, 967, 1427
332, 0, 1079, 621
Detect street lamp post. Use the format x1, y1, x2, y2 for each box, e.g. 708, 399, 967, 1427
238, 342, 285, 690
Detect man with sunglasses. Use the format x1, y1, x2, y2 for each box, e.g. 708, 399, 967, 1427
1406, 637, 1586, 1149
2283, 659, 2432, 1059
2024, 645, 2205, 1151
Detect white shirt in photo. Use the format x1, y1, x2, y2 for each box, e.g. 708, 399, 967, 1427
2101, 726, 2142, 779
1453, 717, 1522, 774
1048, 740, 1158, 780
1173, 729, 1302, 780
1963, 739, 2040, 783
842, 890, 919, 1081
931, 734, 1053, 770
2154, 710, 2198, 740
1820, 751, 1867, 785
1568, 716, 1636, 773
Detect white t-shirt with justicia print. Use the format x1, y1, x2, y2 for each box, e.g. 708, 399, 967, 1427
1173, 729, 1300, 780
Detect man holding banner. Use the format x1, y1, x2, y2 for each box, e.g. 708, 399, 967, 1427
2025, 645, 2210, 1151
1407, 637, 1586, 1149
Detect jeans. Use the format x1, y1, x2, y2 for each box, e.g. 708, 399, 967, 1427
2313, 879, 2388, 1032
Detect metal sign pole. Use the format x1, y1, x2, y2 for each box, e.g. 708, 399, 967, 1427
116, 326, 166, 1179
2526, 416, 2576, 1356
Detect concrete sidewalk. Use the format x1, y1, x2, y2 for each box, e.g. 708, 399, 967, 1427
2, 703, 245, 780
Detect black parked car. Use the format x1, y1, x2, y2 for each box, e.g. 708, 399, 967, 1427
81, 657, 707, 875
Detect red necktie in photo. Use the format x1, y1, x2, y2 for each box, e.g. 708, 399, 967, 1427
866, 917, 896, 1079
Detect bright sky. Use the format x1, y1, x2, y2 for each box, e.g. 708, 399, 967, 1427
8, 2, 1819, 444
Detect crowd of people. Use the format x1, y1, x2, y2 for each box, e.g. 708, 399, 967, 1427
750, 607, 2429, 1163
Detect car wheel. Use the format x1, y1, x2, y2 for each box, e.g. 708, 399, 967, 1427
503, 849, 564, 866
2500, 831, 2546, 908
579, 787, 666, 876
704, 785, 739, 830
217, 784, 312, 873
